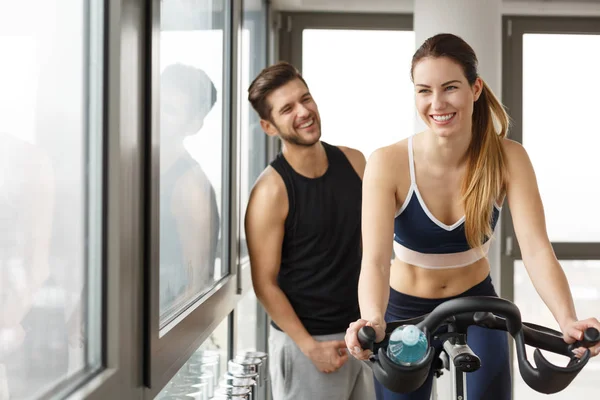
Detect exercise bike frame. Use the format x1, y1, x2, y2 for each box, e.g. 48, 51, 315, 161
358, 296, 599, 397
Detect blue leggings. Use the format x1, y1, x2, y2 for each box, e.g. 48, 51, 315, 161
375, 275, 511, 400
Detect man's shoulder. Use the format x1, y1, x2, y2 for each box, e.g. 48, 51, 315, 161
245, 166, 289, 233
332, 144, 365, 163
327, 143, 366, 179
248, 166, 288, 210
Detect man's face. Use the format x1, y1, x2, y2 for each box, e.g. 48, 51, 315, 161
261, 78, 321, 146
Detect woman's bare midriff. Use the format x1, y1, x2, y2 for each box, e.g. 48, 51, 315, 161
389, 257, 491, 299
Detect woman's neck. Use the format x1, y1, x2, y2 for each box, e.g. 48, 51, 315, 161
421, 130, 472, 169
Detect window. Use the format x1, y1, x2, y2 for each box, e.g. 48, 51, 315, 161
0, 0, 104, 398
235, 291, 258, 353
155, 316, 230, 399
522, 33, 600, 242
239, 0, 268, 264
502, 18, 600, 399
147, 0, 237, 393
159, 0, 229, 326
302, 29, 416, 159
513, 260, 600, 399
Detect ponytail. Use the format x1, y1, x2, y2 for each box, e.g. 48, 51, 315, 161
410, 33, 511, 249
461, 80, 509, 249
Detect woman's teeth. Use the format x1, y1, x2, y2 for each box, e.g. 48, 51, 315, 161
432, 113, 455, 122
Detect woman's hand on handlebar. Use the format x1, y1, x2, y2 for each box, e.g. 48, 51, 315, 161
345, 318, 386, 360
561, 317, 600, 358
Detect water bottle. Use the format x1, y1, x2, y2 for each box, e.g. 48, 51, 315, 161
386, 325, 428, 366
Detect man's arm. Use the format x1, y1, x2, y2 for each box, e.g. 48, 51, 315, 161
245, 169, 314, 348
245, 168, 348, 372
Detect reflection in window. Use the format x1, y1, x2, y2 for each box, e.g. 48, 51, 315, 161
0, 1, 103, 398
239, 0, 267, 263
514, 260, 600, 399
155, 316, 230, 399
159, 0, 227, 324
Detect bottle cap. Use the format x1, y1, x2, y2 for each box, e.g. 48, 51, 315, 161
401, 325, 421, 346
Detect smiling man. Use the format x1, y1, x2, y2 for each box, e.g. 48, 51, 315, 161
244, 62, 374, 400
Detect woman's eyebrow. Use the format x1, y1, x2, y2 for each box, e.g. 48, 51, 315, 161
415, 80, 462, 88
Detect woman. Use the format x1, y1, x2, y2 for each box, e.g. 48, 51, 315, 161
344, 33, 600, 400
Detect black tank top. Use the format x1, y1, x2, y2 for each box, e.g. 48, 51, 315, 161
270, 142, 362, 335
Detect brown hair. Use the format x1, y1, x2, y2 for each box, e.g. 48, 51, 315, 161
248, 61, 309, 121
411, 33, 510, 249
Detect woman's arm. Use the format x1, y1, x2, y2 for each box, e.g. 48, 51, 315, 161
346, 146, 400, 357
504, 139, 600, 356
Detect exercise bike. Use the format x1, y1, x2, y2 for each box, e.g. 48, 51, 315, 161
358, 296, 599, 399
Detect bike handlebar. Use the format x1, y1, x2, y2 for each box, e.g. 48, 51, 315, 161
357, 296, 599, 395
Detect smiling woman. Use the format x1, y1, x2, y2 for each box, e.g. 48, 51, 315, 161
345, 32, 600, 400
414, 71, 478, 135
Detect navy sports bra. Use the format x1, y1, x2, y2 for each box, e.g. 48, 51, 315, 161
393, 136, 502, 269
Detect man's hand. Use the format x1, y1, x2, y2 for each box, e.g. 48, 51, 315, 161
301, 339, 349, 373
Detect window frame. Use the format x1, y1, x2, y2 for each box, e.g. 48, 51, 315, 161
278, 12, 413, 72
237, 5, 269, 269
58, 0, 268, 398
63, 0, 145, 398
6, 0, 109, 398
500, 18, 600, 398
143, 0, 247, 396
233, 4, 272, 399
499, 15, 600, 302
273, 11, 413, 160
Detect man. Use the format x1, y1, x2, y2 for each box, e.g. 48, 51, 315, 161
245, 61, 374, 399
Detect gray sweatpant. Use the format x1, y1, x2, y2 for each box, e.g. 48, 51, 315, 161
268, 327, 375, 400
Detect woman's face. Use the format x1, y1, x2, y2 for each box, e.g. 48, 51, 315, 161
412, 56, 482, 139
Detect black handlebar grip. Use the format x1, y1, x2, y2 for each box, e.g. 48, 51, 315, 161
583, 327, 600, 344
580, 327, 599, 347
569, 327, 600, 352
357, 326, 376, 352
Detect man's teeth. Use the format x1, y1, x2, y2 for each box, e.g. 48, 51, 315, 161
299, 119, 314, 128
432, 113, 455, 122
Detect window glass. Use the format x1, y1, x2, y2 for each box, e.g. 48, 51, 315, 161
239, 0, 267, 263
0, 0, 103, 398
522, 34, 600, 242
513, 260, 600, 399
155, 316, 230, 399
302, 29, 416, 159
235, 290, 258, 353
159, 0, 228, 325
